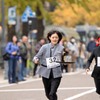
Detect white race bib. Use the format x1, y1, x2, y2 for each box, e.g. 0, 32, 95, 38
46, 56, 60, 69
97, 57, 100, 67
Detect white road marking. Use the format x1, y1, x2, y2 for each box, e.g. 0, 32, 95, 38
64, 88, 96, 100
0, 78, 41, 88
0, 87, 95, 92
59, 87, 95, 90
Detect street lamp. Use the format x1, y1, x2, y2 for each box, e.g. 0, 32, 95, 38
28, 19, 32, 42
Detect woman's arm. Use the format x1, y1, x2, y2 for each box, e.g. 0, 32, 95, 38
5, 42, 12, 54
85, 50, 95, 73
33, 45, 45, 64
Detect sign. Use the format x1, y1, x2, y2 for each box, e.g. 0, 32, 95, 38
8, 6, 16, 25
21, 6, 36, 22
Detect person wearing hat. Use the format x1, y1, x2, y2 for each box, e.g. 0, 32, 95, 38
86, 36, 100, 95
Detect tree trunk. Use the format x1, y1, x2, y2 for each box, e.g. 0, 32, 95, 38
37, 18, 44, 41
7, 24, 16, 42
36, 6, 44, 41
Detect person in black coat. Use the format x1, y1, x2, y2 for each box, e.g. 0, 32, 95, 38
86, 37, 100, 95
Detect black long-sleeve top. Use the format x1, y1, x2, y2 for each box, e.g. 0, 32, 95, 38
86, 46, 100, 79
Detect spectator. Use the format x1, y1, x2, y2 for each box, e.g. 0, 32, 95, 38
86, 37, 96, 68
19, 36, 29, 80
78, 40, 86, 69
87, 37, 96, 56
5, 35, 19, 83
67, 37, 79, 72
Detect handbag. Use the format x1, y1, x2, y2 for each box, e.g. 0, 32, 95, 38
2, 42, 12, 61
3, 53, 10, 60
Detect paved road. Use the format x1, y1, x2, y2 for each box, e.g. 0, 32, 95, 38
0, 70, 99, 100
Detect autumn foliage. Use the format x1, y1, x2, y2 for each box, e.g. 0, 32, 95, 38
50, 0, 100, 27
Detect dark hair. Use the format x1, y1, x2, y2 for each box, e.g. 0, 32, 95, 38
40, 38, 46, 42
47, 30, 63, 43
11, 35, 18, 43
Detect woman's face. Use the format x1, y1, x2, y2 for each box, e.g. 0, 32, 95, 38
12, 36, 17, 43
49, 33, 59, 45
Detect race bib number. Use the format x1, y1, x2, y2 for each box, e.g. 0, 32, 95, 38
97, 57, 100, 67
46, 56, 60, 69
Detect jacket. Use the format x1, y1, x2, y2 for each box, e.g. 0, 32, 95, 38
86, 46, 100, 79
33, 43, 64, 78
5, 42, 19, 59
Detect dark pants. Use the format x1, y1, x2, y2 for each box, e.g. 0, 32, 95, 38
42, 72, 61, 100
8, 58, 17, 83
21, 59, 27, 77
33, 64, 38, 76
94, 78, 100, 95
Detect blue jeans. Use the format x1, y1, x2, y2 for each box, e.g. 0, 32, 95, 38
17, 61, 24, 81
8, 58, 17, 83
78, 57, 84, 69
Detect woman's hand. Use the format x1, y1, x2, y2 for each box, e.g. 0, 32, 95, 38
12, 51, 17, 55
33, 57, 39, 64
85, 68, 90, 75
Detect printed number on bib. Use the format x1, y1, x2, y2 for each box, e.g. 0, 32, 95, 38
46, 56, 60, 69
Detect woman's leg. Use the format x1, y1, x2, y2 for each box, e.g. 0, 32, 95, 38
49, 77, 61, 100
94, 78, 100, 95
42, 77, 51, 99
33, 64, 38, 76
12, 59, 17, 83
